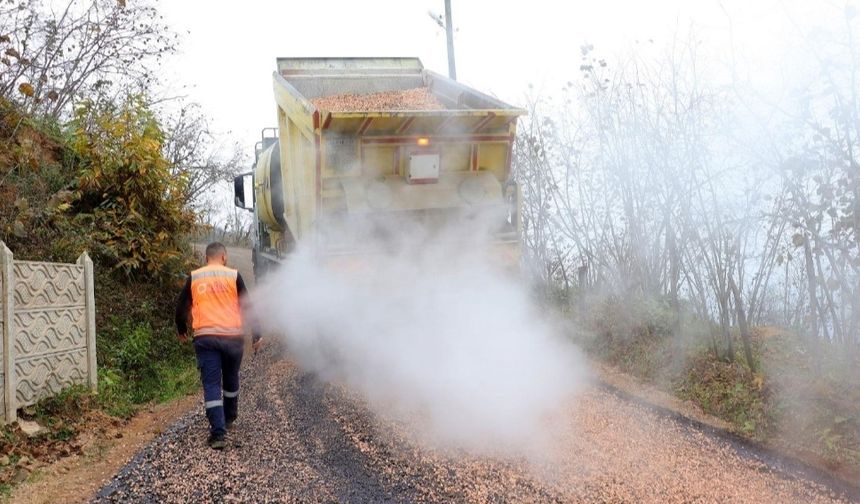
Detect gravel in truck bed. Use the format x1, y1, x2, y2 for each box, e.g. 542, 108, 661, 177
92, 343, 855, 503
310, 87, 447, 112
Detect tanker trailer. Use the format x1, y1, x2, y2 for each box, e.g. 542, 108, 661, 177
233, 57, 525, 277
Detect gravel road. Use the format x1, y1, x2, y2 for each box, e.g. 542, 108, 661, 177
91, 249, 857, 503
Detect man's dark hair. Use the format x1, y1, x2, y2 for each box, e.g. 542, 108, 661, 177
205, 242, 227, 259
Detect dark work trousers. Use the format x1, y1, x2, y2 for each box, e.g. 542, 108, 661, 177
193, 336, 244, 436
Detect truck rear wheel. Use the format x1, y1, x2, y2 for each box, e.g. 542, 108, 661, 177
252, 248, 263, 280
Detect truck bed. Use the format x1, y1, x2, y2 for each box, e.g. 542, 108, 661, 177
276, 57, 519, 114
310, 87, 448, 112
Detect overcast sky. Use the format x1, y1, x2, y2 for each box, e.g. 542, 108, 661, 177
156, 0, 845, 164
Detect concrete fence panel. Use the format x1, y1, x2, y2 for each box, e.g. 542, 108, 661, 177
0, 242, 97, 424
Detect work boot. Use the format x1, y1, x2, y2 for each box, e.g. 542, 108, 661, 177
208, 433, 226, 450
226, 420, 235, 431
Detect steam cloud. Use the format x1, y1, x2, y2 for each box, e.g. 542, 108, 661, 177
251, 219, 587, 454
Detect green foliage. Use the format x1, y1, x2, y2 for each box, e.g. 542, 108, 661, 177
34, 385, 93, 418
585, 294, 678, 345
87, 266, 198, 418
1, 97, 199, 424
0, 6, 202, 488
0, 97, 78, 261
575, 295, 860, 469
675, 354, 772, 440
760, 333, 860, 466
32, 385, 94, 441
111, 321, 154, 375
96, 314, 196, 414
1, 95, 197, 279
68, 96, 196, 278
573, 293, 695, 384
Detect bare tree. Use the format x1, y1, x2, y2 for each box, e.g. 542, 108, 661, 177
160, 103, 247, 208
0, 0, 175, 118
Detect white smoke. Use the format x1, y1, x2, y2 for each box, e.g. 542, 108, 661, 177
251, 219, 588, 454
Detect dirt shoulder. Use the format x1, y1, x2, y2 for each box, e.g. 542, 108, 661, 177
6, 394, 198, 504
592, 361, 735, 431
592, 360, 860, 498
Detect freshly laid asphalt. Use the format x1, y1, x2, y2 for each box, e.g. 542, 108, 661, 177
91, 341, 855, 503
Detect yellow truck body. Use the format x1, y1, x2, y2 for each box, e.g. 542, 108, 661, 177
234, 57, 525, 272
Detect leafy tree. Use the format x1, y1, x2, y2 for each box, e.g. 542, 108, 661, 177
69, 95, 195, 277
0, 0, 243, 234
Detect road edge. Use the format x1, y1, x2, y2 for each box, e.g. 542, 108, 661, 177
592, 365, 860, 502
5, 393, 199, 504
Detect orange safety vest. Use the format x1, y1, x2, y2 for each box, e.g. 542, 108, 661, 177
190, 265, 243, 338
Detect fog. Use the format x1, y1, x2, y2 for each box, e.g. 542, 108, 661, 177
251, 217, 588, 454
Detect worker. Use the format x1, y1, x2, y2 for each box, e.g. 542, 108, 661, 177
175, 242, 263, 450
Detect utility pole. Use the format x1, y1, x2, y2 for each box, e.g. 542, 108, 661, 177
444, 0, 456, 80
428, 2, 457, 80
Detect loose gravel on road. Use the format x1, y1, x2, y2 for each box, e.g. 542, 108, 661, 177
92, 341, 855, 504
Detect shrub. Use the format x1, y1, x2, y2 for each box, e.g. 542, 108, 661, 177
2, 97, 200, 421
68, 95, 196, 279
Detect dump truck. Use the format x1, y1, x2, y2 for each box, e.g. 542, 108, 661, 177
233, 57, 525, 276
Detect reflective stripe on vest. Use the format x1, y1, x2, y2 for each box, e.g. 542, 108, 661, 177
190, 265, 243, 337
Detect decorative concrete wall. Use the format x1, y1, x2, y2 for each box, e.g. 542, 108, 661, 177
0, 242, 97, 424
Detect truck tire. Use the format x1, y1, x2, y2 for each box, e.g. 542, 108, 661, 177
252, 248, 263, 280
